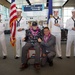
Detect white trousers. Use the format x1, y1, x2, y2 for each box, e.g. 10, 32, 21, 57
52, 32, 62, 57
66, 34, 75, 56
16, 37, 26, 57
0, 33, 7, 56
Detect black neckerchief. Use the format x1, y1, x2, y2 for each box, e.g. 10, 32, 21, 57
72, 17, 75, 27
17, 17, 22, 27
53, 16, 59, 24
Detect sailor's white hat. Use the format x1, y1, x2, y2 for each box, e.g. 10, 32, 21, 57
17, 8, 22, 11
72, 9, 75, 12
0, 13, 2, 15
53, 9, 58, 12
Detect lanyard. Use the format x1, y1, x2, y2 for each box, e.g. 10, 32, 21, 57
53, 16, 59, 24
17, 17, 22, 27
72, 17, 75, 27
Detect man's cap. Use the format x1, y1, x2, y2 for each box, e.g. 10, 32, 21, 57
17, 8, 22, 11
72, 9, 75, 12
32, 21, 37, 26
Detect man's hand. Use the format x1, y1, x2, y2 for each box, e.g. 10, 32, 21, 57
54, 23, 60, 27
38, 38, 42, 42
22, 38, 25, 41
17, 28, 24, 32
72, 27, 75, 31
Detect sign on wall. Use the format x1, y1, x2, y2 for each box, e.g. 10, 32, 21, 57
22, 4, 44, 11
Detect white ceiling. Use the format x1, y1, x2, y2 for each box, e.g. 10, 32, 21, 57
7, 0, 68, 7
53, 0, 67, 7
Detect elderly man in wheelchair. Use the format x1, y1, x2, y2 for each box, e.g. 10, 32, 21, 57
20, 21, 42, 70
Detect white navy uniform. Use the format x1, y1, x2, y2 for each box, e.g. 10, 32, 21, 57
38, 25, 43, 30
16, 17, 29, 57
0, 20, 7, 56
43, 23, 48, 27
48, 16, 63, 57
66, 17, 75, 57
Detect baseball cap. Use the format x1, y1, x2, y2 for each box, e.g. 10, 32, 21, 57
32, 21, 37, 26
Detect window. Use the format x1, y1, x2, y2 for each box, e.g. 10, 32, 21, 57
0, 4, 9, 20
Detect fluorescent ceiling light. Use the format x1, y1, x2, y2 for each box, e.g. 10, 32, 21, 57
35, 0, 40, 2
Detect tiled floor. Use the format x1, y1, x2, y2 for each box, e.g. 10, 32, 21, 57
0, 34, 75, 75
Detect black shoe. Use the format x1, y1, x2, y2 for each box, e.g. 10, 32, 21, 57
34, 63, 40, 70
20, 63, 28, 71
47, 57, 49, 62
58, 57, 63, 59
3, 56, 7, 59
15, 57, 20, 59
47, 58, 53, 66
49, 61, 53, 67
66, 56, 70, 58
